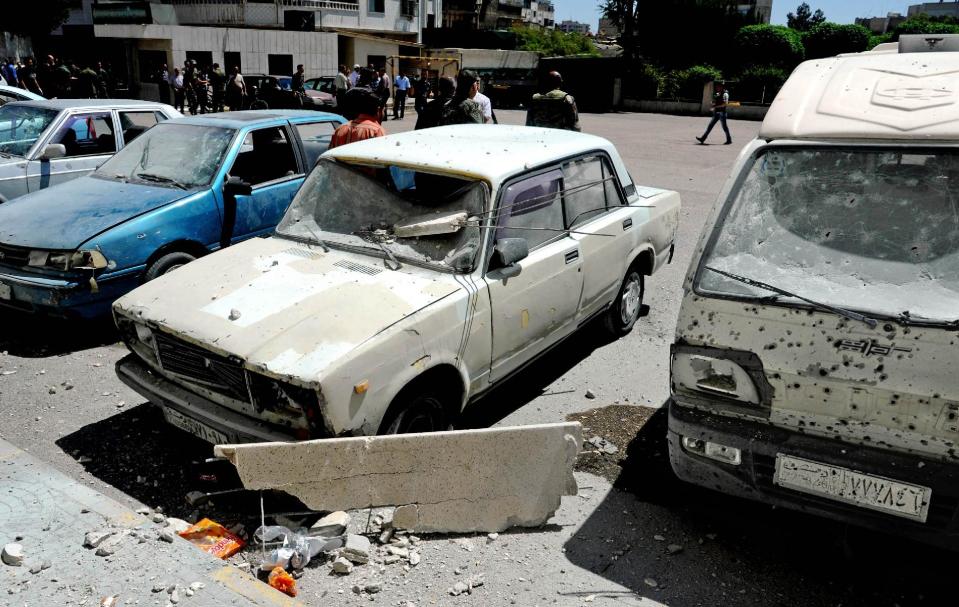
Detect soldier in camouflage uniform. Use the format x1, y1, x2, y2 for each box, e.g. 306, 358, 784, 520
525, 71, 580, 132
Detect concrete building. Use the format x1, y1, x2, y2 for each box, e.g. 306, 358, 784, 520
440, 0, 552, 30
558, 19, 590, 35
522, 0, 555, 28
908, 1, 959, 18
597, 17, 620, 39
737, 0, 773, 23
855, 13, 906, 34
48, 0, 439, 99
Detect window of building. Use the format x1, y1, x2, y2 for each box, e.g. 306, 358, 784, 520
228, 127, 298, 186
268, 54, 294, 77
224, 51, 242, 73
51, 112, 116, 157
368, 0, 385, 13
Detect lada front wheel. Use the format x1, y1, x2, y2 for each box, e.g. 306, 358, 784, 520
380, 391, 451, 435
602, 269, 644, 337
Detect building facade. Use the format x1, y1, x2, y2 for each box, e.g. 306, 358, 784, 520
597, 17, 619, 39
908, 1, 959, 18
855, 13, 906, 34
557, 19, 589, 35
737, 0, 772, 24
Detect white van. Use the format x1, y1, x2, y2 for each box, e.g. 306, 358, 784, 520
668, 36, 959, 547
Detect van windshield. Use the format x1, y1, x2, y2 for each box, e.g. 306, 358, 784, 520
276, 158, 487, 272
698, 147, 959, 325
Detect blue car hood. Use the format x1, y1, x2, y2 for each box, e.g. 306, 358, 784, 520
0, 176, 195, 250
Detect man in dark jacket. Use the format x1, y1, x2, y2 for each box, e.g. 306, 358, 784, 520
414, 76, 456, 130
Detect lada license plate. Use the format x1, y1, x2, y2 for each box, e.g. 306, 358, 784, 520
774, 454, 931, 522
0, 282, 10, 300
163, 407, 231, 445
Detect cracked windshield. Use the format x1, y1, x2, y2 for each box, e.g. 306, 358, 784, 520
94, 123, 235, 189
0, 104, 58, 157
698, 148, 959, 324
277, 159, 486, 271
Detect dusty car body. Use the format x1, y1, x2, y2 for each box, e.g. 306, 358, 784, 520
0, 85, 44, 106
0, 99, 179, 202
113, 125, 680, 443
0, 110, 343, 318
668, 37, 959, 548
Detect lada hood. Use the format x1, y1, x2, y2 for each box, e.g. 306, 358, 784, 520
115, 236, 461, 380
0, 176, 195, 250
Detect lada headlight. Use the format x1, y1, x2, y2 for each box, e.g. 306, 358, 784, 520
248, 373, 329, 438
116, 317, 159, 366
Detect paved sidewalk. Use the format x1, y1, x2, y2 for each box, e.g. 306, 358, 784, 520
0, 438, 299, 606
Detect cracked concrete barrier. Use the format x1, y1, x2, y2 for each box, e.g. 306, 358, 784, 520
214, 422, 582, 533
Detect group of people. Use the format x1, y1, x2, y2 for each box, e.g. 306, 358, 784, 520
1, 55, 116, 99
328, 67, 581, 150
157, 61, 246, 115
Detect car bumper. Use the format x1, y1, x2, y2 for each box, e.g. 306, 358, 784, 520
667, 399, 959, 548
0, 268, 138, 319
115, 354, 296, 444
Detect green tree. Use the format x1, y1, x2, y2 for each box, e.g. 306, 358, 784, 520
802, 22, 871, 59
511, 26, 598, 56
734, 24, 805, 70
6, 0, 72, 36
786, 3, 826, 32
893, 16, 959, 39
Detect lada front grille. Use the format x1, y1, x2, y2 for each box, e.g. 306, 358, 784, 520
0, 243, 31, 268
153, 332, 250, 403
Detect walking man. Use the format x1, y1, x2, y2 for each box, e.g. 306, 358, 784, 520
393, 71, 410, 120
696, 81, 732, 145
413, 70, 430, 114
526, 71, 580, 131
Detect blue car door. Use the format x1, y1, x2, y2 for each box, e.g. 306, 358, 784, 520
224, 124, 304, 241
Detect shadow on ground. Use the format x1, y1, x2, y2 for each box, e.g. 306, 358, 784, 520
0, 309, 118, 357
563, 405, 954, 607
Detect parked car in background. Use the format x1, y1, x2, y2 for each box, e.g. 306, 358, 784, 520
668, 36, 959, 549
113, 125, 681, 444
0, 99, 179, 203
0, 85, 44, 106
304, 76, 337, 110
0, 110, 344, 318
244, 74, 322, 110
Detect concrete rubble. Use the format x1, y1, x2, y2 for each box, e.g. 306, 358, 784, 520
214, 422, 582, 534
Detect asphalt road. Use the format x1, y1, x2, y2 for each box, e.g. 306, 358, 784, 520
0, 110, 951, 606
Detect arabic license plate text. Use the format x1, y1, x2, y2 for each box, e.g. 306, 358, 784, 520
774, 454, 931, 522
163, 407, 230, 445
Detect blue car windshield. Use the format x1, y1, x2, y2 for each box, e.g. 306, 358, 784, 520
95, 123, 235, 189
0, 105, 59, 157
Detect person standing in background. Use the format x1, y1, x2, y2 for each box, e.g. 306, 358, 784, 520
292, 64, 305, 94
158, 63, 170, 105
415, 76, 454, 130
227, 66, 246, 110
374, 67, 391, 120
210, 63, 226, 112
334, 64, 351, 111
20, 58, 42, 96
437, 70, 484, 126
172, 67, 185, 113
526, 70, 580, 131
2, 59, 18, 89
472, 79, 493, 124
95, 62, 110, 99
349, 64, 361, 87
328, 86, 385, 149
77, 64, 99, 98
413, 70, 431, 114
392, 71, 410, 120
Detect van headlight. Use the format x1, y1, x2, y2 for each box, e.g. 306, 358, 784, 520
671, 348, 765, 405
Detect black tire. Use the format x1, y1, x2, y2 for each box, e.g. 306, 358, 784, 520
378, 388, 452, 435
250, 99, 268, 110
602, 269, 644, 337
144, 252, 196, 282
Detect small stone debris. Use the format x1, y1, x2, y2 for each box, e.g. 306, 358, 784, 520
342, 534, 371, 564
185, 491, 206, 506
77, 456, 93, 464
386, 545, 409, 558
486, 533, 499, 543
158, 530, 176, 543
169, 586, 181, 604
152, 584, 166, 593
135, 507, 151, 515
309, 511, 349, 538
450, 538, 474, 552
584, 595, 596, 603
2, 544, 24, 567
228, 309, 241, 321
62, 381, 74, 391
384, 555, 401, 565
189, 582, 204, 592
378, 527, 395, 545
364, 583, 382, 594
585, 389, 596, 399
449, 581, 470, 596
408, 551, 421, 567
667, 544, 684, 555
165, 518, 191, 534
653, 535, 665, 542
331, 556, 353, 574
152, 513, 166, 524
83, 530, 114, 549
48, 386, 56, 395
586, 436, 619, 455
644, 578, 658, 588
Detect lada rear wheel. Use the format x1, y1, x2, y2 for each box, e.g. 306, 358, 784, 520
145, 252, 197, 281
380, 391, 450, 435
603, 269, 644, 337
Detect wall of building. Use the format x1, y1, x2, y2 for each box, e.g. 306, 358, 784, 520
341, 36, 402, 70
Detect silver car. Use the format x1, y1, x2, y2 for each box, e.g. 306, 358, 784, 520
0, 99, 180, 203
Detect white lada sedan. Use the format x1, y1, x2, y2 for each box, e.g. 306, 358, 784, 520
112, 125, 681, 443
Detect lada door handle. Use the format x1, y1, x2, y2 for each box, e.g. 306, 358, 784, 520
623, 218, 633, 230
564, 249, 579, 264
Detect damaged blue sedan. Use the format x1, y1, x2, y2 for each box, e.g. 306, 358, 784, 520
0, 110, 343, 318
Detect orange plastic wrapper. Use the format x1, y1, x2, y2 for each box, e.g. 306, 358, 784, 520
177, 518, 245, 559
268, 566, 297, 597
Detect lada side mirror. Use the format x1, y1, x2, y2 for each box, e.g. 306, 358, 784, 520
224, 175, 253, 197
39, 143, 66, 161
490, 237, 529, 279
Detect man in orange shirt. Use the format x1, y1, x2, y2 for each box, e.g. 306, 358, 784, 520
329, 87, 385, 148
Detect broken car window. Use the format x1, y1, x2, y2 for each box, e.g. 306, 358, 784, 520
698, 147, 959, 323
229, 127, 299, 186
95, 123, 235, 189
276, 159, 486, 272
0, 105, 58, 157
51, 112, 116, 157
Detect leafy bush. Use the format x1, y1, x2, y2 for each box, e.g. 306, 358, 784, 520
867, 32, 893, 50
735, 66, 789, 104
734, 24, 805, 70
893, 17, 959, 39
802, 22, 871, 59
629, 63, 664, 99
661, 65, 722, 100
511, 26, 599, 57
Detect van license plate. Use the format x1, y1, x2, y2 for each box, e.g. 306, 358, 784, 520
774, 454, 931, 522
0, 283, 10, 300
163, 407, 231, 445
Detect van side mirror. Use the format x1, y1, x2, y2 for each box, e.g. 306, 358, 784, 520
39, 143, 66, 161
223, 175, 252, 197
490, 237, 529, 278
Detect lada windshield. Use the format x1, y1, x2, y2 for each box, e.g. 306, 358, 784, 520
0, 105, 59, 157
276, 158, 487, 272
698, 147, 959, 325
95, 123, 235, 189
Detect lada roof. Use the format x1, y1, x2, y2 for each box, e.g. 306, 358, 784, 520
166, 110, 342, 129
760, 49, 959, 141
323, 124, 622, 184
